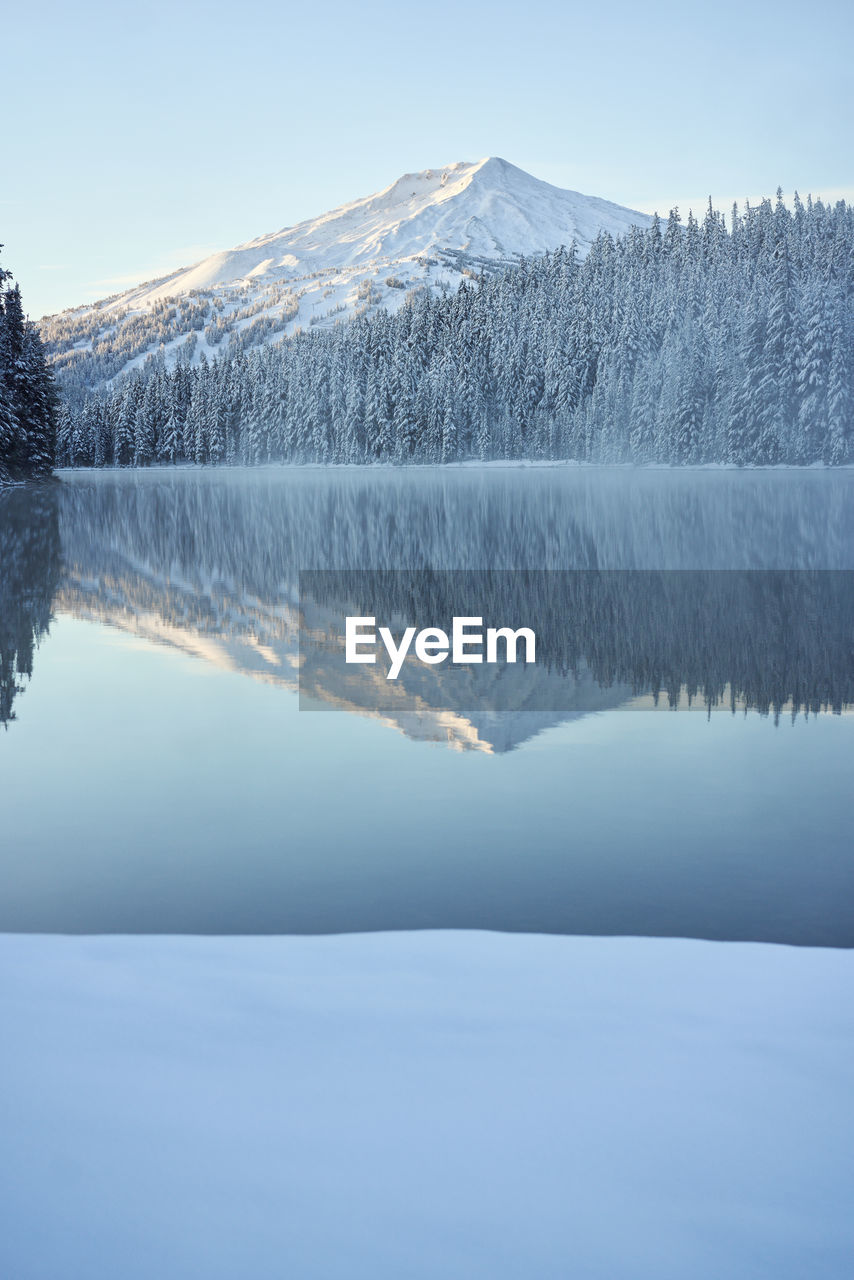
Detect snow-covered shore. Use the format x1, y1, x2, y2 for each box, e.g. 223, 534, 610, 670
1, 931, 852, 1279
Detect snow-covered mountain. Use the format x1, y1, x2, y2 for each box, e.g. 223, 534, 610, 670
108, 158, 648, 305
42, 158, 650, 398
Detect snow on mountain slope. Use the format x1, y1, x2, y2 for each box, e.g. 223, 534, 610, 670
42, 158, 650, 397
116, 158, 648, 305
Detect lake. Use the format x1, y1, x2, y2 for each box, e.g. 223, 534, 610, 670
2, 465, 853, 943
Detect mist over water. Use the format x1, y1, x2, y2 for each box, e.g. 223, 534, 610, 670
56, 464, 854, 575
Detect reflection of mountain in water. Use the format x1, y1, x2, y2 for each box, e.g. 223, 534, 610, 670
59, 566, 629, 752
0, 486, 60, 727
56, 468, 854, 749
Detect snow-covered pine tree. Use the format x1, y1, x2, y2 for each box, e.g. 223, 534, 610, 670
0, 260, 56, 481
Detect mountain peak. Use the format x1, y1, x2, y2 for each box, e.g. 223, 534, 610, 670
470, 155, 518, 175
94, 157, 649, 305
42, 160, 651, 395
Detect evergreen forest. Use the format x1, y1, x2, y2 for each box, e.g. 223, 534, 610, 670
17, 193, 854, 470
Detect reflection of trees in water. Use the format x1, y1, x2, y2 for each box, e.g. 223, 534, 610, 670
0, 485, 60, 726
304, 569, 854, 722
55, 471, 854, 723
58, 468, 854, 587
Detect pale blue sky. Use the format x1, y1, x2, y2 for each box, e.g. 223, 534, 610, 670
3, 0, 852, 320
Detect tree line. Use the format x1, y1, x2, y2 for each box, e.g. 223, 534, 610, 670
49, 191, 854, 467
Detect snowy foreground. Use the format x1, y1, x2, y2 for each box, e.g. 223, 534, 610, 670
1, 932, 852, 1280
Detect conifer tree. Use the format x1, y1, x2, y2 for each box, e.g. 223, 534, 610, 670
0, 251, 56, 482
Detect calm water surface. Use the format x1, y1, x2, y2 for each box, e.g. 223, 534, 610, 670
2, 466, 853, 942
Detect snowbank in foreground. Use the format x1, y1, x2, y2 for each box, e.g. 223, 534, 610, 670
1, 932, 852, 1280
